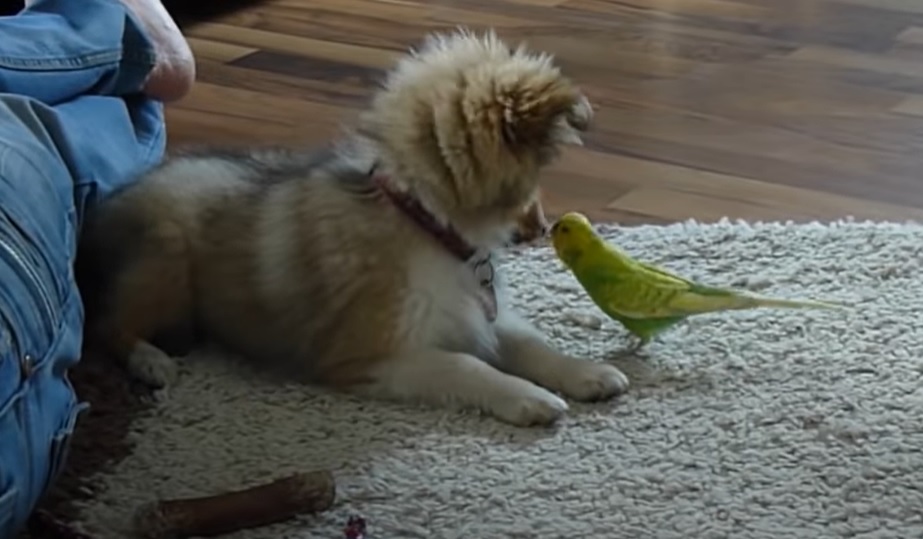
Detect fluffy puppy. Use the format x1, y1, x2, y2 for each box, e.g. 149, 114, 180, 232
76, 29, 629, 427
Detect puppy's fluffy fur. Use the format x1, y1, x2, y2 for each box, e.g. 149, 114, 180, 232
77, 30, 629, 426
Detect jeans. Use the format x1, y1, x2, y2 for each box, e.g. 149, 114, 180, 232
0, 0, 167, 535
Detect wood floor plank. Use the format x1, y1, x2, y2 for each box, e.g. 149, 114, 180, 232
199, 3, 422, 50
550, 147, 923, 223
272, 0, 428, 25
896, 27, 923, 45
185, 37, 257, 63
165, 0, 923, 225
229, 51, 383, 92
787, 45, 923, 80
893, 96, 923, 116
187, 23, 401, 69
564, 0, 774, 21
170, 81, 355, 128
165, 108, 296, 147
503, 0, 566, 6
817, 0, 923, 16
192, 58, 371, 108
583, 103, 923, 207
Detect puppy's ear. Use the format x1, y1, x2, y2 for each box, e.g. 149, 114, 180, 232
496, 76, 593, 150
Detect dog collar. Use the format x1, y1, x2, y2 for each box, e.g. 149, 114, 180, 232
371, 170, 478, 263
370, 167, 499, 322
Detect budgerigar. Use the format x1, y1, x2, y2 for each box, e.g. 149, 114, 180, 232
549, 212, 844, 349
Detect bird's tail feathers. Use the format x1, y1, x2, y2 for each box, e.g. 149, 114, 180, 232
739, 293, 847, 311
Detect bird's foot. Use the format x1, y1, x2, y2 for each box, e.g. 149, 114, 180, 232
624, 336, 651, 357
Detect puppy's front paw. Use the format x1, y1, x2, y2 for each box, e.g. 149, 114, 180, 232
127, 341, 179, 389
492, 383, 569, 427
558, 360, 629, 402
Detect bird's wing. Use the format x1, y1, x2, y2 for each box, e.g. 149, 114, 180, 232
633, 259, 695, 289
630, 259, 745, 315
583, 261, 692, 319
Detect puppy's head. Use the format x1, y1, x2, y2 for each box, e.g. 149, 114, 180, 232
361, 29, 591, 247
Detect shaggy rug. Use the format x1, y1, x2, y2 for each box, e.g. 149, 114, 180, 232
56, 219, 923, 538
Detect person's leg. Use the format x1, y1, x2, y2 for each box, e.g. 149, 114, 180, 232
0, 90, 166, 536
34, 94, 167, 220
0, 0, 194, 104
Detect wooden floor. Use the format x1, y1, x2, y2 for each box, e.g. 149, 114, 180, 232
166, 0, 923, 225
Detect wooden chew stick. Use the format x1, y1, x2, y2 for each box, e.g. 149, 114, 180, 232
133, 470, 336, 539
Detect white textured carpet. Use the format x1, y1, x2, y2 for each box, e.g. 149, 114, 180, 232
76, 220, 923, 539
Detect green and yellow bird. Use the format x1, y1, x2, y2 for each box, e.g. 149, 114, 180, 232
549, 212, 844, 349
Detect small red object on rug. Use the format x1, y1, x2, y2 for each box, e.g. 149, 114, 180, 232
343, 515, 367, 539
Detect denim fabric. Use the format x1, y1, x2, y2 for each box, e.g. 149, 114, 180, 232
0, 0, 167, 534
0, 0, 156, 106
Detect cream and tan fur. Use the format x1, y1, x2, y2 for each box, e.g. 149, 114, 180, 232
76, 30, 629, 427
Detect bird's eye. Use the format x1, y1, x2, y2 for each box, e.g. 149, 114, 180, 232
551, 222, 571, 235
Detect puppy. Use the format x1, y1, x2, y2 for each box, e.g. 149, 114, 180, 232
512, 192, 550, 245
76, 29, 629, 427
